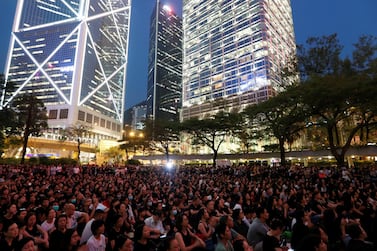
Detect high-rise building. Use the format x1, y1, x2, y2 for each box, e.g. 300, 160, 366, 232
182, 0, 295, 119
124, 101, 147, 130
2, 0, 131, 143
146, 0, 183, 122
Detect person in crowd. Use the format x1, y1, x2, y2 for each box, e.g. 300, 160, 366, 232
80, 209, 106, 245
114, 235, 133, 251
215, 222, 234, 251
144, 210, 166, 234
175, 214, 206, 251
19, 212, 49, 250
254, 218, 286, 251
295, 234, 327, 251
3, 204, 18, 223
197, 208, 215, 251
0, 220, 19, 251
49, 214, 68, 251
62, 228, 86, 251
345, 223, 374, 251
107, 214, 128, 250
232, 209, 249, 238
40, 208, 56, 234
290, 210, 312, 249
15, 208, 27, 228
160, 236, 181, 251
133, 223, 161, 251
15, 237, 34, 251
135, 206, 148, 226
64, 203, 90, 230
246, 207, 269, 247
87, 219, 106, 251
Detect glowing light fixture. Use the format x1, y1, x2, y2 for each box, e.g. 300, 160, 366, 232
163, 5, 172, 13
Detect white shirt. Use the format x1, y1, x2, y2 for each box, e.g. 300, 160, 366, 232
144, 216, 165, 234
41, 219, 55, 233
80, 219, 94, 244
87, 234, 106, 251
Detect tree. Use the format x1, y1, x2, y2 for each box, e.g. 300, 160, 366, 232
181, 111, 242, 167
244, 89, 306, 167
235, 127, 262, 154
12, 93, 48, 163
296, 34, 377, 166
104, 146, 123, 164
120, 125, 146, 160
62, 124, 92, 162
144, 119, 180, 162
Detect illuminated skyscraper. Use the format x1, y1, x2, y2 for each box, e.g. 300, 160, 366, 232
2, 0, 131, 142
146, 0, 182, 122
182, 0, 295, 119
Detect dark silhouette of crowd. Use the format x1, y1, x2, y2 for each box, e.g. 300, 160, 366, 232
0, 162, 376, 251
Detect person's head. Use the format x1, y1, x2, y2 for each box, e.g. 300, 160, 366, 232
134, 223, 153, 241
160, 236, 180, 251
94, 209, 105, 220
176, 214, 189, 232
24, 212, 37, 227
296, 234, 327, 251
269, 218, 284, 233
137, 207, 147, 218
232, 208, 243, 221
2, 220, 19, 239
346, 223, 364, 240
197, 208, 208, 220
55, 214, 68, 231
220, 215, 234, 228
215, 223, 231, 241
46, 208, 56, 221
17, 208, 27, 221
6, 203, 17, 215
91, 219, 105, 236
206, 200, 215, 211
64, 228, 81, 249
115, 235, 133, 251
255, 206, 269, 221
15, 237, 34, 251
152, 210, 162, 222
64, 203, 75, 216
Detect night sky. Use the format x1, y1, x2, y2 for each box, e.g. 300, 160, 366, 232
0, 0, 376, 109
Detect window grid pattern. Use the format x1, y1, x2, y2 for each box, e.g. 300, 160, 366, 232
182, 0, 295, 119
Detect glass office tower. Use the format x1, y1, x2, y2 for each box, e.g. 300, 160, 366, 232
2, 0, 131, 141
182, 0, 295, 119
146, 1, 183, 122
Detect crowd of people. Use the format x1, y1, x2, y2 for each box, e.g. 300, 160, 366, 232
0, 162, 376, 251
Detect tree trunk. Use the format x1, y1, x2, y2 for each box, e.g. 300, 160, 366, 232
125, 148, 129, 160
20, 133, 29, 164
327, 125, 346, 167
164, 144, 170, 162
212, 149, 218, 168
279, 137, 286, 167
335, 126, 341, 145
77, 139, 81, 162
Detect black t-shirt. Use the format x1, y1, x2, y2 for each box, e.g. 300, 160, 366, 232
347, 239, 374, 251
107, 227, 126, 245
133, 240, 155, 251
0, 238, 18, 251
262, 234, 280, 251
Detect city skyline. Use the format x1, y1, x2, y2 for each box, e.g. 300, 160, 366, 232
1, 0, 376, 110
